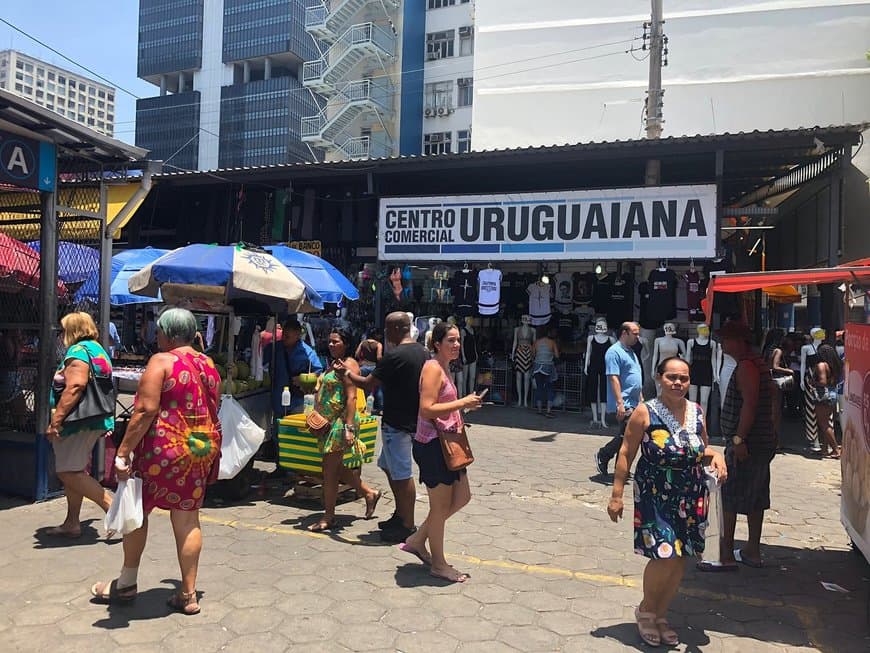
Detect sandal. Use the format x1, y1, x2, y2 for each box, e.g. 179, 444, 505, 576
167, 589, 200, 615
656, 618, 679, 646
364, 491, 382, 520
46, 526, 82, 539
308, 518, 334, 532
91, 579, 137, 604
635, 608, 661, 647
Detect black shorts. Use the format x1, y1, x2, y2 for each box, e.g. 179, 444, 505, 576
721, 447, 774, 515
412, 437, 466, 489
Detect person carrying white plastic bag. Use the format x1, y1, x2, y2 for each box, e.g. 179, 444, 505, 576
218, 394, 266, 479
105, 474, 143, 536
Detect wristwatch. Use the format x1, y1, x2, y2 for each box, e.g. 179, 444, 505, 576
731, 436, 744, 446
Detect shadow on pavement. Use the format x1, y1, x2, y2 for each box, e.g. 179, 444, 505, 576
91, 580, 186, 628
591, 620, 712, 651
32, 518, 104, 549
394, 562, 469, 588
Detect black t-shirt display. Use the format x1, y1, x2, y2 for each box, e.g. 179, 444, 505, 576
638, 281, 660, 330
557, 312, 577, 343
572, 272, 596, 306
607, 274, 635, 326
371, 342, 430, 432
591, 274, 613, 314
451, 270, 477, 316
646, 268, 677, 324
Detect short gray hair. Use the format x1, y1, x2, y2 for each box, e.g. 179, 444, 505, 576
156, 307, 198, 345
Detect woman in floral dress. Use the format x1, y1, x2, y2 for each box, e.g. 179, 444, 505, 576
308, 328, 380, 532
607, 357, 727, 647
91, 308, 221, 615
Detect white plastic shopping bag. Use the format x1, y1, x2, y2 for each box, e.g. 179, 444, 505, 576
218, 395, 266, 480
105, 476, 143, 535
700, 467, 724, 564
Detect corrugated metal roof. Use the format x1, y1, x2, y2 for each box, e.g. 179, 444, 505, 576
154, 124, 867, 180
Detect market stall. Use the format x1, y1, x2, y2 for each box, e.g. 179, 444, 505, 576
703, 262, 870, 563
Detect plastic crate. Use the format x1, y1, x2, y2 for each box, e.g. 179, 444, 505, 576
277, 414, 378, 474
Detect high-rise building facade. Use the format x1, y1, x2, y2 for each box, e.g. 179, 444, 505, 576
0, 50, 116, 137
135, 0, 477, 168
136, 0, 320, 170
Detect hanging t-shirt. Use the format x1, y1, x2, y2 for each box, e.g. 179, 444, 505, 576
676, 274, 689, 322
592, 274, 613, 314
685, 270, 704, 322
575, 305, 596, 335
572, 272, 595, 307
553, 272, 574, 314
477, 268, 502, 316
527, 282, 552, 326
557, 312, 576, 342
452, 270, 477, 317
461, 327, 478, 365
646, 268, 677, 325
637, 281, 657, 329
607, 274, 635, 326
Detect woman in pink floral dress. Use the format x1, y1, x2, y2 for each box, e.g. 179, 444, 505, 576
91, 308, 221, 615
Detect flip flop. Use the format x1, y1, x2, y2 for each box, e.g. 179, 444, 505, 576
430, 569, 469, 583
364, 491, 382, 520
90, 579, 137, 604
308, 518, 334, 533
734, 548, 764, 568
397, 542, 431, 566
634, 607, 661, 647
696, 560, 739, 573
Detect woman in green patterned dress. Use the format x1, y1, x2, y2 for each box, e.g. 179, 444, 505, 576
308, 328, 380, 532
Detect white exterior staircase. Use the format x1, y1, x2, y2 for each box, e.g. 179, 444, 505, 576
305, 0, 399, 43
302, 22, 396, 95
301, 79, 392, 145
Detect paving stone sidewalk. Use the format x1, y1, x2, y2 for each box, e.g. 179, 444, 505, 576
0, 407, 867, 652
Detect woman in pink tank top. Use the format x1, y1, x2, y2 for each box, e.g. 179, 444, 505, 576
398, 323, 482, 583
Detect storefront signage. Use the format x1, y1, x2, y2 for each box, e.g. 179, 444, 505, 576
842, 324, 870, 562
0, 129, 56, 192
379, 185, 717, 261
288, 240, 322, 257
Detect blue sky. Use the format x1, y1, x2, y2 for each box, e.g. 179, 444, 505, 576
1, 4, 152, 145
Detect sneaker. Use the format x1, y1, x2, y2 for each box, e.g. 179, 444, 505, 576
593, 451, 608, 476
378, 513, 401, 530
380, 523, 417, 543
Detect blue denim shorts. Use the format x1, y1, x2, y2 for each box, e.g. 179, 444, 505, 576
378, 423, 414, 481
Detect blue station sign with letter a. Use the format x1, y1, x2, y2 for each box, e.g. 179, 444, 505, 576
0, 129, 56, 192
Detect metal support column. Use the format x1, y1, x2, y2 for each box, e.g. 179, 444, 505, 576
99, 181, 111, 345
36, 190, 58, 501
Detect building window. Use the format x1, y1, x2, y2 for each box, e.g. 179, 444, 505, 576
14, 83, 22, 92
89, 87, 96, 96
15, 60, 23, 69
36, 67, 44, 76
98, 89, 105, 98
428, 0, 455, 8
69, 80, 76, 89
424, 132, 452, 155
457, 77, 473, 107
426, 30, 454, 60
457, 129, 472, 153
459, 26, 474, 56
424, 81, 453, 114
58, 75, 65, 84
24, 62, 33, 73
48, 71, 54, 81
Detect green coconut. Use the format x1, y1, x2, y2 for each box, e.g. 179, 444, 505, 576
235, 361, 251, 379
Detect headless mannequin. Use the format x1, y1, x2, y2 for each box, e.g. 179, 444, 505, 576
800, 327, 826, 451
686, 324, 718, 416
511, 315, 535, 408
585, 319, 615, 428
407, 312, 419, 341
639, 328, 657, 385
461, 317, 478, 396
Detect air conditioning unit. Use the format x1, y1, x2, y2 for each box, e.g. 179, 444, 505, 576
424, 108, 433, 117
430, 133, 444, 142
447, 107, 455, 114
426, 52, 439, 61
459, 26, 473, 37
437, 107, 446, 116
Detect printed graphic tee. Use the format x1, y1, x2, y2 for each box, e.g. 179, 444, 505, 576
477, 268, 502, 315
527, 282, 552, 326
685, 270, 704, 321
452, 270, 477, 317
553, 272, 574, 314
646, 268, 677, 325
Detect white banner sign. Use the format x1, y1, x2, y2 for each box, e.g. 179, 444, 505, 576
379, 185, 717, 261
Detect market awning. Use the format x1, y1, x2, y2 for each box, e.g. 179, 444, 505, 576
703, 265, 870, 323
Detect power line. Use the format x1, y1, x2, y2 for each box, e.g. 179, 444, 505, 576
0, 17, 142, 99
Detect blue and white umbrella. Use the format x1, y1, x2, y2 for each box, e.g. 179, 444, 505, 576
264, 244, 359, 304
128, 243, 323, 314
75, 247, 169, 306
27, 240, 99, 284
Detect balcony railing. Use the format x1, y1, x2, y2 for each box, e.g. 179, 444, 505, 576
302, 22, 396, 84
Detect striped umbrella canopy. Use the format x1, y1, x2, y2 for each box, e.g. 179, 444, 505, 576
128, 243, 323, 314
264, 244, 359, 304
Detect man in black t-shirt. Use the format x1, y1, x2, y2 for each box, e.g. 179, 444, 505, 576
340, 312, 429, 542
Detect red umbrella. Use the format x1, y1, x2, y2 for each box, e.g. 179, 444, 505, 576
0, 234, 67, 296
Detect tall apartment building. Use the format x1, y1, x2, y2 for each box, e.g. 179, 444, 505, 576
420, 0, 475, 155
0, 50, 116, 137
136, 0, 321, 170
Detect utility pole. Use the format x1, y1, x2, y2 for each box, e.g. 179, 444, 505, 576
644, 0, 665, 186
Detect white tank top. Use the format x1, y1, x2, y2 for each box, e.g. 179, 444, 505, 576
477, 268, 502, 315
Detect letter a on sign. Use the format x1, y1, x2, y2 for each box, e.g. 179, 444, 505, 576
6, 146, 29, 175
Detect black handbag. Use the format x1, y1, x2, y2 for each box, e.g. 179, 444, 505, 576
63, 348, 116, 425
